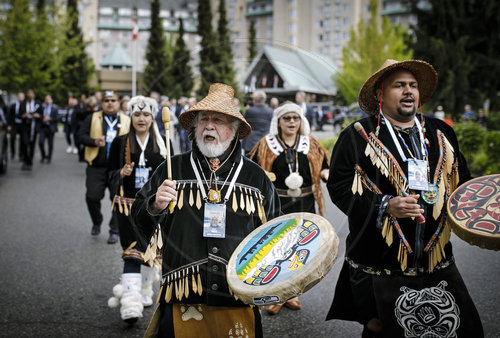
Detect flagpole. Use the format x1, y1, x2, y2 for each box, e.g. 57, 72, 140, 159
132, 16, 138, 96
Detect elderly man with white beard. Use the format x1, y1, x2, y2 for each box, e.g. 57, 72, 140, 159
132, 83, 281, 337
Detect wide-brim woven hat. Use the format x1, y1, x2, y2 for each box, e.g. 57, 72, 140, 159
178, 83, 251, 139
358, 59, 438, 115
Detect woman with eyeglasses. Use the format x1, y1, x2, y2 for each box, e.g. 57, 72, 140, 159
248, 102, 330, 315
106, 96, 167, 324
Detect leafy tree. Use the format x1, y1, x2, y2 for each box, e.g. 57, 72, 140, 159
57, 0, 94, 102
0, 0, 35, 96
248, 19, 257, 64
170, 18, 193, 98
410, 0, 500, 116
196, 0, 221, 97
143, 0, 172, 95
216, 0, 237, 92
335, 0, 413, 104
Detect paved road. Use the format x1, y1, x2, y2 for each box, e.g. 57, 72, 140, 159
0, 129, 498, 337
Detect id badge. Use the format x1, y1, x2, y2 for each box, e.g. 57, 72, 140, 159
203, 203, 226, 238
135, 167, 149, 189
408, 159, 428, 190
106, 129, 117, 143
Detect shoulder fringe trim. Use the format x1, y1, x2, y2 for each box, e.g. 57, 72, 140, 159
249, 136, 329, 215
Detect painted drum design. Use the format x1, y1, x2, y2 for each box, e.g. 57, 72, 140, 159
447, 174, 500, 250
227, 212, 339, 305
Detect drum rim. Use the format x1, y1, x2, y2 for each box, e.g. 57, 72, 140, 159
227, 212, 339, 305
446, 174, 500, 251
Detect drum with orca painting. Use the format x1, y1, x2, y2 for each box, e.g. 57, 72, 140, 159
447, 174, 500, 251
226, 212, 339, 306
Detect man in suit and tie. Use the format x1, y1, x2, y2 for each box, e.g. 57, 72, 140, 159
295, 91, 317, 131
8, 92, 25, 161
241, 90, 273, 154
38, 95, 59, 164
19, 89, 42, 170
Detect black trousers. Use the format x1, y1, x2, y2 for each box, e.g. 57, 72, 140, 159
85, 166, 118, 234
20, 124, 37, 166
38, 125, 55, 160
9, 123, 23, 159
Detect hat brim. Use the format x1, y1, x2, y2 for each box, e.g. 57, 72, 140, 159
358, 60, 438, 115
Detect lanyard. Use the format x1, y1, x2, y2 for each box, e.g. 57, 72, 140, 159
104, 115, 118, 130
135, 133, 150, 167
382, 114, 427, 162
190, 153, 243, 203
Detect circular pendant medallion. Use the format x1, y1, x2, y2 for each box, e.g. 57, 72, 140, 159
421, 183, 439, 205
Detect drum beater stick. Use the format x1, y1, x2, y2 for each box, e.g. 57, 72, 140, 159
354, 122, 425, 224
162, 107, 174, 213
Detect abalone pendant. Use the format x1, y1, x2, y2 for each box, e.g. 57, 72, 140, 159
208, 189, 221, 203
421, 183, 439, 205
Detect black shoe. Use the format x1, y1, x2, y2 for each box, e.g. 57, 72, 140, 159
107, 233, 119, 244
21, 164, 29, 170
91, 224, 101, 236
40, 158, 45, 163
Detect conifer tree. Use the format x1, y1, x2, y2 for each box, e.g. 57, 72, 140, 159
58, 0, 94, 102
170, 18, 194, 98
248, 19, 257, 64
410, 0, 500, 115
335, 0, 412, 104
143, 0, 171, 95
216, 0, 237, 92
196, 0, 220, 97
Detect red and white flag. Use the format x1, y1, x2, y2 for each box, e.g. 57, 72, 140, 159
132, 18, 138, 40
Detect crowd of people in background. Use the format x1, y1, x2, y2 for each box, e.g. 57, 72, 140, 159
0, 88, 491, 174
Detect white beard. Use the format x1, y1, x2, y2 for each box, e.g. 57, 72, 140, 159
196, 130, 235, 158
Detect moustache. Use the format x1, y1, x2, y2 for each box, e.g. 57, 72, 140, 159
202, 130, 220, 142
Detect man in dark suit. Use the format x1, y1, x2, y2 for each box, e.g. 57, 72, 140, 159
8, 92, 25, 160
241, 90, 273, 154
295, 91, 317, 131
38, 95, 59, 164
19, 89, 42, 170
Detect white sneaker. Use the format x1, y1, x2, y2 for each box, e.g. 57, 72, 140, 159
72, 147, 78, 154
66, 146, 72, 153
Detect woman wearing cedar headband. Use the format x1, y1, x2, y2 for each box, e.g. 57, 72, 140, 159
107, 96, 167, 323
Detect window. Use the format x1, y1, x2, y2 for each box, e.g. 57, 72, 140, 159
118, 8, 131, 16
343, 17, 350, 26
267, 29, 273, 38
318, 20, 323, 29
99, 30, 111, 39
318, 34, 323, 41
316, 6, 323, 15
343, 3, 350, 12
289, 36, 297, 45
290, 9, 297, 18
289, 22, 297, 32
99, 7, 113, 15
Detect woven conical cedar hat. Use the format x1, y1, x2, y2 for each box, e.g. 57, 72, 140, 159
178, 83, 252, 139
358, 59, 438, 115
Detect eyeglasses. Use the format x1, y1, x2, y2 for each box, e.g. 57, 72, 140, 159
281, 115, 300, 122
103, 99, 117, 103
